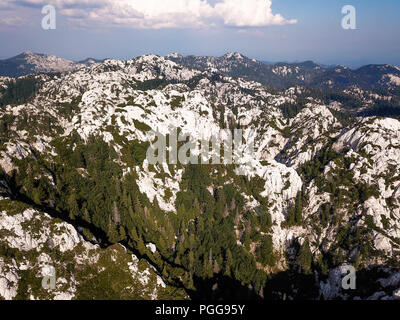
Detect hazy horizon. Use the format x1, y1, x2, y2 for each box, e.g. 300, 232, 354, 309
2, 50, 399, 70
1, 1, 399, 68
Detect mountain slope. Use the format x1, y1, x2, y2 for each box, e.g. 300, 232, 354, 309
166, 53, 400, 91
0, 52, 95, 77
0, 54, 400, 300
0, 199, 186, 300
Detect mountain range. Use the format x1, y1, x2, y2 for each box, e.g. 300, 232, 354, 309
0, 52, 103, 78
0, 52, 400, 300
2, 51, 400, 91
167, 52, 400, 90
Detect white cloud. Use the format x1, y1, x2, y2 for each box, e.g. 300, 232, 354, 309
215, 0, 297, 26
6, 0, 108, 8
0, 16, 28, 26
77, 0, 216, 29
2, 0, 297, 29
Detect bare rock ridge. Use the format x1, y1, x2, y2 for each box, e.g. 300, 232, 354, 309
0, 53, 400, 300
0, 52, 101, 77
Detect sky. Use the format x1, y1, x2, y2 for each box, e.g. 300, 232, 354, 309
0, 0, 399, 68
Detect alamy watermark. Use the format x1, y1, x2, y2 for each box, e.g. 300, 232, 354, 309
145, 128, 256, 175
41, 265, 56, 290
341, 265, 356, 290
342, 5, 357, 30
39, 4, 356, 31
41, 5, 56, 30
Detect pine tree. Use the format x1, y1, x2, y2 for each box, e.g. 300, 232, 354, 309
82, 207, 91, 222
286, 192, 303, 226
67, 191, 79, 220
203, 255, 213, 279
187, 272, 194, 290
294, 192, 303, 225
133, 195, 143, 216
107, 219, 119, 243
296, 239, 313, 274
259, 207, 272, 232
242, 230, 251, 251
118, 226, 126, 240
224, 249, 233, 277
32, 184, 46, 205
256, 236, 276, 266
287, 203, 296, 226
188, 250, 195, 270
177, 204, 186, 218
214, 188, 226, 217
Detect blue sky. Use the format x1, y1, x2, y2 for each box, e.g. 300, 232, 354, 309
0, 0, 399, 67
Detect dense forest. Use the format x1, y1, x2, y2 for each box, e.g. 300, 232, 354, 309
0, 93, 390, 299
1, 127, 381, 299
1, 64, 398, 299
0, 76, 41, 107
0, 125, 327, 298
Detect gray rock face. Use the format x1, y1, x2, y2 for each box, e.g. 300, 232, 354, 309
1, 53, 400, 300
0, 52, 98, 78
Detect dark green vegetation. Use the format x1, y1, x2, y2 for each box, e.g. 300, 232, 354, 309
298, 144, 384, 270
0, 76, 42, 107
0, 132, 279, 298
168, 54, 400, 91
0, 217, 187, 300
0, 127, 392, 299
168, 54, 400, 119
134, 78, 171, 91
282, 86, 400, 120
1, 53, 400, 300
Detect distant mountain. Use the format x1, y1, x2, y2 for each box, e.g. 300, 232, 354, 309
166, 52, 400, 91
3, 51, 400, 92
260, 60, 275, 65
0, 52, 99, 77
78, 57, 106, 66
